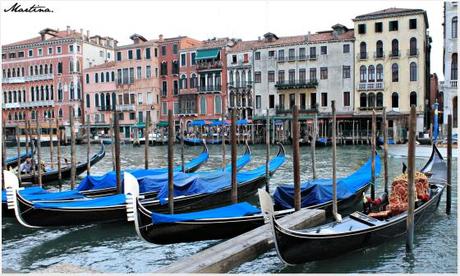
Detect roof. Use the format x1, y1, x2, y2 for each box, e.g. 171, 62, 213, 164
354, 8, 428, 26
3, 30, 82, 47
227, 29, 355, 52
85, 61, 116, 71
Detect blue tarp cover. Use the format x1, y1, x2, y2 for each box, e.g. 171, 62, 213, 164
274, 154, 381, 209
22, 189, 85, 201
151, 202, 260, 224
76, 150, 208, 192
2, 186, 45, 202
33, 194, 126, 209
190, 120, 206, 127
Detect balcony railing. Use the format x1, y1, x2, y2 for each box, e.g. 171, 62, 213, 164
116, 104, 135, 111
408, 49, 419, 57
451, 80, 458, 88
228, 81, 253, 88
357, 53, 368, 60
275, 79, 318, 90
97, 106, 113, 111
2, 100, 54, 109
196, 61, 223, 70
2, 76, 26, 84
389, 50, 400, 58
373, 52, 385, 59
358, 82, 384, 91
178, 108, 198, 115
358, 106, 384, 111
197, 85, 222, 92
26, 74, 54, 82
276, 105, 318, 114
307, 55, 317, 60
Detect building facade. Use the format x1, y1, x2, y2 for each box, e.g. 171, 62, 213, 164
353, 8, 431, 138
441, 1, 458, 128
2, 26, 115, 136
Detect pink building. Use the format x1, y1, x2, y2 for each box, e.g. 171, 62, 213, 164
2, 26, 115, 137
83, 34, 161, 139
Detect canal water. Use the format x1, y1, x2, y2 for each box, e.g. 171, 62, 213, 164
2, 143, 457, 273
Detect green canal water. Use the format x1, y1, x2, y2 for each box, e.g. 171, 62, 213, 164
2, 144, 457, 273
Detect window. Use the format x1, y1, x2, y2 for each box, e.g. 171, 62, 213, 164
191, 52, 196, 65
161, 46, 166, 56
358, 24, 366, 34
145, 48, 151, 59
409, 18, 417, 30
255, 52, 261, 60
123, 68, 129, 84
146, 66, 151, 78
343, 44, 350, 53
288, 70, 295, 83
69, 45, 74, 53
255, 71, 261, 83
343, 92, 350, 107
388, 21, 399, 32
320, 67, 328, 80
310, 93, 316, 108
57, 46, 62, 54
268, 50, 275, 58
130, 93, 135, 104
215, 95, 222, 114
288, 49, 295, 60
243, 53, 249, 63
28, 49, 33, 57
172, 61, 179, 74
309, 47, 316, 58
299, 48, 306, 59
320, 46, 327, 55
173, 44, 178, 54
128, 50, 133, 60
38, 48, 43, 56
117, 69, 122, 84
391, 39, 399, 56
117, 51, 122, 61
160, 62, 167, 75
452, 53, 458, 80
278, 50, 284, 60
453, 17, 458, 38
360, 42, 367, 59
86, 74, 90, 84
173, 80, 178, 95
129, 112, 136, 120
106, 72, 110, 82
321, 93, 327, 107
200, 96, 206, 114
376, 64, 384, 81
410, 62, 417, 81
279, 94, 285, 109
162, 81, 167, 96
278, 70, 285, 83
360, 93, 367, 107
47, 47, 52, 55
101, 72, 105, 82
342, 66, 351, 79
392, 63, 399, 82
86, 94, 91, 108
376, 92, 383, 107
254, 95, 261, 109
268, 71, 275, 82
289, 93, 295, 108
269, 95, 275, 108
376, 40, 383, 58
180, 75, 187, 89
137, 66, 142, 79
410, 37, 417, 55
136, 48, 141, 60
299, 69, 306, 83
112, 71, 115, 81
181, 53, 186, 66
368, 93, 375, 107
392, 92, 399, 108
368, 65, 375, 82
360, 65, 367, 82
95, 73, 99, 83
410, 91, 417, 107
309, 68, 316, 81
375, 22, 383, 33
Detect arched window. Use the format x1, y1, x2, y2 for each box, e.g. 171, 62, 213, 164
391, 39, 399, 56
22, 90, 26, 102
376, 92, 383, 107
58, 83, 63, 101
376, 40, 383, 58
453, 16, 458, 39
86, 94, 91, 108
95, 93, 100, 107
410, 91, 417, 107
360, 42, 367, 59
95, 73, 99, 83
112, 92, 116, 109
31, 110, 36, 120
50, 85, 54, 100
180, 74, 187, 89
7, 68, 11, 78
248, 70, 252, 83
30, 66, 33, 76
45, 85, 49, 100
392, 63, 399, 82
368, 93, 375, 107
39, 64, 43, 75
12, 69, 16, 77
44, 64, 48, 74
106, 93, 110, 108
111, 71, 115, 82
376, 64, 383, 81
101, 72, 105, 82
70, 82, 74, 100
410, 62, 417, 81
35, 86, 39, 101
368, 65, 375, 82
49, 64, 53, 74
40, 86, 44, 100
76, 60, 80, 72
12, 91, 16, 103
77, 82, 81, 99
392, 92, 399, 108
360, 65, 367, 82
229, 70, 234, 84
190, 73, 197, 89
3, 92, 6, 103
235, 71, 240, 87
100, 93, 105, 108
242, 71, 246, 85
34, 65, 38, 75
409, 37, 417, 56
452, 53, 458, 80
31, 87, 35, 101
215, 95, 222, 114
200, 96, 206, 115
58, 108, 63, 118
106, 72, 110, 82
360, 93, 367, 107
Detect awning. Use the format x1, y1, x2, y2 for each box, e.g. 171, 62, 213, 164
190, 120, 206, 127
157, 121, 169, 127
133, 122, 146, 128
196, 48, 220, 60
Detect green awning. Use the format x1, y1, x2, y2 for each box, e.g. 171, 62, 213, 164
196, 48, 220, 60
157, 121, 169, 127
133, 122, 145, 128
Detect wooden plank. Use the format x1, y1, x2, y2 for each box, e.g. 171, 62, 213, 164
158, 208, 325, 273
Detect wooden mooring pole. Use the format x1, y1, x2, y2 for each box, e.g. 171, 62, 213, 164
110, 118, 116, 171
265, 108, 270, 192
168, 110, 175, 214
371, 109, 376, 200
293, 105, 301, 211
86, 118, 91, 176
446, 115, 452, 215
56, 117, 62, 190
16, 126, 22, 185
406, 105, 416, 253
231, 109, 238, 203
221, 111, 226, 169
49, 119, 54, 169
25, 119, 30, 158
69, 106, 76, 189
113, 110, 121, 194
2, 124, 5, 189
332, 101, 341, 221
36, 116, 42, 187
29, 120, 36, 179
145, 115, 150, 170
382, 108, 389, 194
311, 113, 317, 179
180, 117, 185, 172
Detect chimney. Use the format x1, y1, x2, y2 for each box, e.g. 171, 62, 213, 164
86, 30, 90, 41
80, 28, 84, 39
159, 34, 164, 41
66, 25, 70, 35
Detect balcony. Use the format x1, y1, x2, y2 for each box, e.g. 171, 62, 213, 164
451, 80, 458, 88
307, 55, 317, 60
373, 52, 385, 60
197, 85, 222, 92
358, 82, 384, 91
97, 106, 113, 112
276, 105, 318, 114
358, 106, 384, 111
228, 81, 253, 88
116, 104, 135, 111
196, 61, 223, 70
2, 76, 26, 84
178, 108, 198, 115
389, 50, 400, 58
357, 52, 368, 60
25, 74, 54, 82
277, 56, 286, 63
275, 79, 318, 90
408, 49, 419, 57
2, 100, 54, 109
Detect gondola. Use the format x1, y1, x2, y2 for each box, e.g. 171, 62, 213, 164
180, 137, 223, 146
132, 154, 378, 244
7, 145, 282, 227
17, 142, 106, 184
5, 147, 35, 169
260, 144, 447, 265
316, 137, 331, 147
